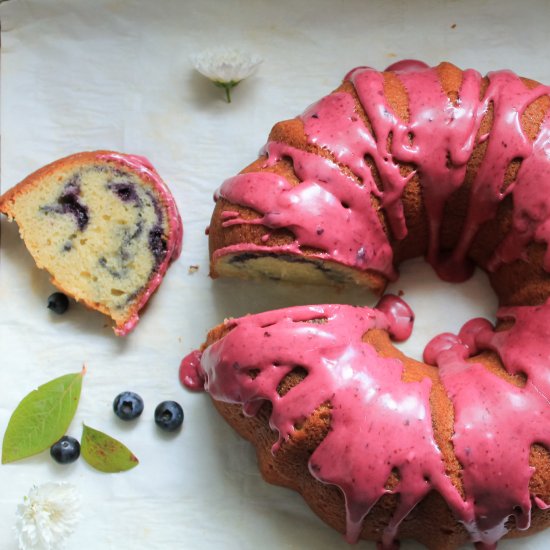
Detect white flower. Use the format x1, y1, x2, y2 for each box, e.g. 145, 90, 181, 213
191, 47, 263, 103
15, 483, 81, 550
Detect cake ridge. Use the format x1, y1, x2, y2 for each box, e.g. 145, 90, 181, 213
210, 60, 550, 299
183, 296, 550, 549
198, 60, 550, 549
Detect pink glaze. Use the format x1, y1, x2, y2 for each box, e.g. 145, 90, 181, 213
375, 293, 414, 341
179, 350, 205, 391
216, 142, 395, 279
350, 65, 484, 281
444, 72, 550, 278
214, 62, 550, 284
487, 110, 550, 273
424, 305, 550, 547
98, 152, 183, 336
183, 296, 471, 548
183, 296, 550, 548
455, 299, 550, 401
385, 59, 430, 73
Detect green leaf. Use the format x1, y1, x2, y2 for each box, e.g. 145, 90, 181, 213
81, 424, 139, 473
2, 367, 85, 464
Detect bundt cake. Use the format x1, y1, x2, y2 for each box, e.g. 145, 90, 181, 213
0, 151, 182, 335
208, 60, 550, 307
184, 60, 550, 548
181, 296, 550, 550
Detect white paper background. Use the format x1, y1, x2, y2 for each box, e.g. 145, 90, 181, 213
1, 0, 549, 548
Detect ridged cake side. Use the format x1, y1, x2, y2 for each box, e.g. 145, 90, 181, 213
199, 61, 550, 548
208, 61, 550, 306
183, 298, 550, 549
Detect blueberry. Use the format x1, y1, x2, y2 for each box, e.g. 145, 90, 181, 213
58, 192, 89, 230
113, 391, 144, 421
47, 292, 69, 314
57, 178, 89, 231
154, 401, 184, 432
148, 225, 167, 265
50, 436, 80, 464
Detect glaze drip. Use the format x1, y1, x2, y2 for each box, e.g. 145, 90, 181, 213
99, 153, 183, 335
424, 300, 550, 547
346, 65, 484, 280
217, 142, 395, 279
488, 110, 550, 272
179, 349, 204, 391
445, 71, 550, 278
183, 296, 466, 548
455, 298, 550, 402
183, 296, 550, 548
215, 61, 550, 284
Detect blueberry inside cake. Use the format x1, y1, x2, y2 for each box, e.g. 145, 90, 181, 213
0, 151, 182, 335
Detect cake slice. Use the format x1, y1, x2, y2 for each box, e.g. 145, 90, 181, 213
0, 151, 183, 335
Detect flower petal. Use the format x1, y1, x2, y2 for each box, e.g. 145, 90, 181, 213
15, 483, 81, 550
191, 47, 263, 84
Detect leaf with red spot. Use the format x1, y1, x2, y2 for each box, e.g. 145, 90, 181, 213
81, 424, 139, 473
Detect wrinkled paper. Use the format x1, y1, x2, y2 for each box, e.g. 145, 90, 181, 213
1, 0, 549, 548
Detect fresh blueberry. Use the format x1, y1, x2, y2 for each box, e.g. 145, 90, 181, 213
50, 436, 80, 464
47, 292, 69, 314
154, 401, 184, 432
113, 391, 144, 421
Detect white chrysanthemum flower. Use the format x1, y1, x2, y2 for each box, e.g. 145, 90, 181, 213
191, 47, 263, 103
15, 483, 81, 550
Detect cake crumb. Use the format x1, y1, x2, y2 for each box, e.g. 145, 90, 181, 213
188, 265, 199, 274
398, 289, 404, 297
451, 23, 457, 29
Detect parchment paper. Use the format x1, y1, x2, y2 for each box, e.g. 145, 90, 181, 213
1, 0, 549, 548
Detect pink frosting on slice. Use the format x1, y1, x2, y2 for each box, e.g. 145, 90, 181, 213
98, 152, 183, 335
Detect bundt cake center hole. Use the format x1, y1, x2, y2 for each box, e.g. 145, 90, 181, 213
386, 258, 498, 362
